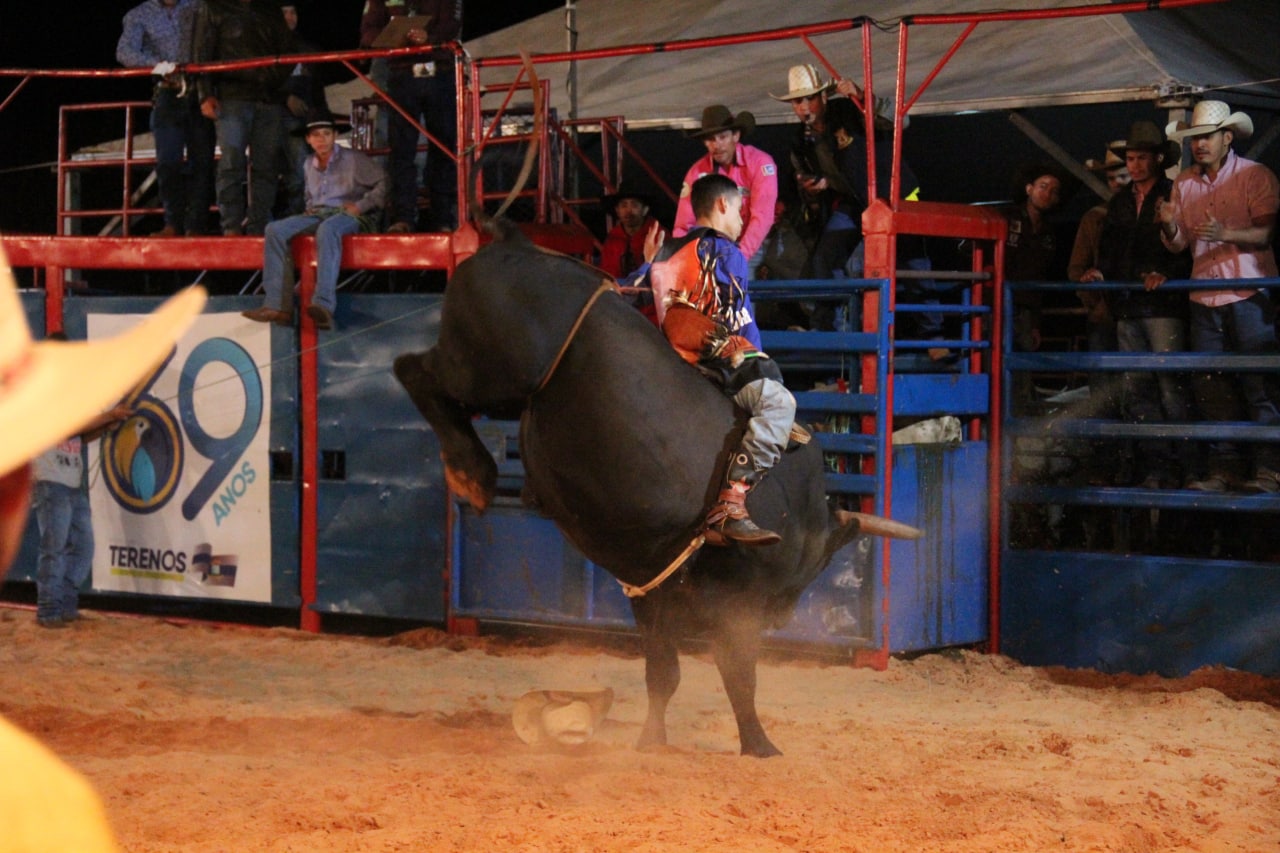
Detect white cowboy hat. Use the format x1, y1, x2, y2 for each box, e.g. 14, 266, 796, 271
769, 64, 834, 101
512, 687, 613, 747
0, 241, 207, 479
1165, 100, 1254, 142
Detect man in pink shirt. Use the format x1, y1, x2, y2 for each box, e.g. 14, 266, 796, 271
673, 105, 777, 279
1156, 100, 1280, 493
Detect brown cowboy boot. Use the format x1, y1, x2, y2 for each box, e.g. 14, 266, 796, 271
705, 449, 781, 547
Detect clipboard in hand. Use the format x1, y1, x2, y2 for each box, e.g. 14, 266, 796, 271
371, 15, 432, 49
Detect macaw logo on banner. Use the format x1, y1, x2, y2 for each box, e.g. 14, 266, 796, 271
101, 337, 263, 522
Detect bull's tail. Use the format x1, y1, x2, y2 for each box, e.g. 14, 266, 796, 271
466, 51, 543, 242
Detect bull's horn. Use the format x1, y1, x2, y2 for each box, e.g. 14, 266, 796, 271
834, 509, 924, 540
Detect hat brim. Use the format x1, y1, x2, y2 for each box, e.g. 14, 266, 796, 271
769, 83, 833, 102
1166, 112, 1254, 142
688, 112, 756, 140
0, 251, 206, 478
512, 688, 614, 746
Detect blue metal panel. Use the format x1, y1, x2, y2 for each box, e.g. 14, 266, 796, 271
886, 444, 988, 652
453, 500, 595, 623
893, 374, 989, 417
313, 295, 446, 621
1001, 550, 1280, 677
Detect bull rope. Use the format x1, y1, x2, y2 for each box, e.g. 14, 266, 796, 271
618, 533, 706, 599
527, 278, 706, 598
532, 280, 616, 394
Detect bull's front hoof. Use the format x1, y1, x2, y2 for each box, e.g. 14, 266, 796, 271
740, 737, 783, 759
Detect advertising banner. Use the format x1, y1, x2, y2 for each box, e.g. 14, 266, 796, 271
88, 312, 273, 603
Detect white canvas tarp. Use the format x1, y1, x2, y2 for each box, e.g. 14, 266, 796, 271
327, 0, 1276, 129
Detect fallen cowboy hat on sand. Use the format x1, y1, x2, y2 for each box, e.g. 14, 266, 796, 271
512, 688, 614, 747
0, 241, 207, 479
1165, 100, 1254, 142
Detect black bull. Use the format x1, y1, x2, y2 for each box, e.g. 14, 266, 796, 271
393, 231, 920, 757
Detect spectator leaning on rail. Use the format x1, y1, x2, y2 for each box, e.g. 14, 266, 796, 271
242, 112, 387, 331
1002, 161, 1072, 414
0, 244, 205, 853
1081, 121, 1194, 489
360, 0, 463, 234
116, 0, 217, 237
672, 105, 777, 280
192, 0, 294, 236
1156, 100, 1280, 494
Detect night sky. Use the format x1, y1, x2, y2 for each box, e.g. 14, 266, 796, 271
0, 0, 563, 233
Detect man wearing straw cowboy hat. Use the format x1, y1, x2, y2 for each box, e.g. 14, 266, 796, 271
0, 243, 206, 849
1155, 100, 1280, 494
772, 65, 916, 270
673, 105, 778, 280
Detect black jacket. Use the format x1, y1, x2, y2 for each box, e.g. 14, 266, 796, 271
193, 0, 294, 104
1097, 176, 1190, 319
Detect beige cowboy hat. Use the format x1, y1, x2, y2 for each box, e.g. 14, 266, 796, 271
1165, 100, 1254, 142
512, 687, 614, 747
1110, 121, 1181, 167
688, 104, 756, 139
769, 64, 834, 101
1084, 146, 1126, 174
0, 242, 207, 479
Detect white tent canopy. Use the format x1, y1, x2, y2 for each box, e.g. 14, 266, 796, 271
326, 0, 1277, 129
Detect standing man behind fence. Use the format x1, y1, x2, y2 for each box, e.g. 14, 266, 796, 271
360, 0, 463, 234
672, 105, 777, 280
192, 0, 294, 236
1157, 100, 1280, 494
117, 0, 217, 237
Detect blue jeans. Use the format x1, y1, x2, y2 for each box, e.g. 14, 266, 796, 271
1116, 315, 1195, 478
262, 212, 362, 313
1189, 294, 1280, 474
214, 99, 283, 235
387, 66, 458, 230
152, 87, 216, 234
33, 481, 93, 621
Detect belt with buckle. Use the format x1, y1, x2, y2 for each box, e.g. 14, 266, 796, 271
411, 61, 436, 78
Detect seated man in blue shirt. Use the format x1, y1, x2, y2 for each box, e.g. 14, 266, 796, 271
623, 173, 796, 546
242, 114, 387, 330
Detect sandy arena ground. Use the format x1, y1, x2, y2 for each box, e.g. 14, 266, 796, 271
1, 606, 1278, 852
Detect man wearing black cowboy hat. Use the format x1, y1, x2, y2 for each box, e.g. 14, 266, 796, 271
243, 112, 386, 331
672, 105, 778, 279
1081, 121, 1194, 489
599, 183, 660, 280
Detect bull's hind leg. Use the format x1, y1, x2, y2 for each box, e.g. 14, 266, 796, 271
711, 614, 781, 758
393, 350, 498, 512
632, 597, 679, 751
